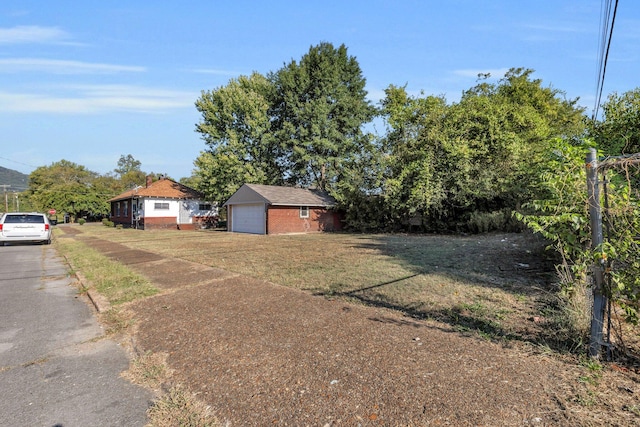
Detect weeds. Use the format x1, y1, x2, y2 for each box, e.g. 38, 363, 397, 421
123, 351, 170, 390
100, 308, 134, 335
147, 386, 221, 427
55, 237, 158, 305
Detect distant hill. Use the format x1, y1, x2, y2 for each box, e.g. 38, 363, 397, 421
0, 166, 29, 192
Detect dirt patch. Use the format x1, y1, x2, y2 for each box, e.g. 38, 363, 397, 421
60, 227, 640, 426
131, 276, 573, 426
131, 259, 237, 289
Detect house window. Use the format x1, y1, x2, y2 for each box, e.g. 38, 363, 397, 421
123, 201, 128, 217
300, 206, 309, 218
154, 202, 170, 210
116, 202, 121, 216
199, 203, 212, 210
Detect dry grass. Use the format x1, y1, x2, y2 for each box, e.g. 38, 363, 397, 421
123, 351, 171, 391
69, 225, 581, 349
123, 352, 221, 427
146, 386, 221, 427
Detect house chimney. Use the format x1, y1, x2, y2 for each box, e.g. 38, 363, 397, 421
146, 175, 153, 188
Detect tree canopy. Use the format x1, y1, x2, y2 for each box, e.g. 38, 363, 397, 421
271, 42, 377, 190
590, 88, 640, 156
27, 160, 104, 218
26, 155, 152, 220
194, 72, 283, 204
193, 42, 375, 204
375, 68, 586, 231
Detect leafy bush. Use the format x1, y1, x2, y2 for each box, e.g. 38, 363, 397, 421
517, 138, 640, 324
102, 218, 114, 227
466, 209, 522, 233
78, 218, 86, 225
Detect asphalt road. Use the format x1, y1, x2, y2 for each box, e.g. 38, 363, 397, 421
0, 242, 152, 427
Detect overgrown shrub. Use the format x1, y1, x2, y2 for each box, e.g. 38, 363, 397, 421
466, 209, 517, 233
78, 218, 86, 225
517, 138, 640, 324
102, 218, 114, 227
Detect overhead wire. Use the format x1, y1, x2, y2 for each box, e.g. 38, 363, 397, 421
592, 0, 619, 121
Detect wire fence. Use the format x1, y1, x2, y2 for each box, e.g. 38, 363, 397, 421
595, 152, 640, 360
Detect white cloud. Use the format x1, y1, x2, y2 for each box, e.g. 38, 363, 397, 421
0, 85, 197, 114
0, 58, 145, 74
0, 25, 72, 44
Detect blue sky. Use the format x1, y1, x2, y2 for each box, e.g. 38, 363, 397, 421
1, 1, 639, 180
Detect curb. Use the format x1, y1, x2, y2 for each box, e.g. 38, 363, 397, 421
75, 271, 111, 313
63, 253, 111, 313
58, 231, 111, 314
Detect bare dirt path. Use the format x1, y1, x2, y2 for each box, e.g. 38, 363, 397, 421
67, 229, 640, 426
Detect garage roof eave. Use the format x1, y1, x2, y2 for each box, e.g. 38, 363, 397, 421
224, 183, 336, 207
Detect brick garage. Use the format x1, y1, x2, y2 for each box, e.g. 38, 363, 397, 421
225, 184, 343, 235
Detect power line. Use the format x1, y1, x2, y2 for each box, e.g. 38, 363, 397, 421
592, 0, 619, 121
0, 156, 37, 170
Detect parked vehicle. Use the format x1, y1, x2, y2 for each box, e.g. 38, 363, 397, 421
0, 212, 52, 246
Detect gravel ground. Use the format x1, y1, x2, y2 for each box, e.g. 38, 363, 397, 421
69, 231, 640, 426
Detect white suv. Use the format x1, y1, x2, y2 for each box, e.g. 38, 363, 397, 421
0, 212, 52, 246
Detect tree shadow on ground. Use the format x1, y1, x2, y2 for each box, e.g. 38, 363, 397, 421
315, 279, 586, 355
350, 231, 559, 294
313, 232, 589, 355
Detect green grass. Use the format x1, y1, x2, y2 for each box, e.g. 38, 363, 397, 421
55, 233, 158, 305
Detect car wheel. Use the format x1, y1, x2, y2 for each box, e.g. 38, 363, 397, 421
45, 239, 51, 245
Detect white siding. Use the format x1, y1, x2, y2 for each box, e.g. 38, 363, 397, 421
140, 199, 180, 218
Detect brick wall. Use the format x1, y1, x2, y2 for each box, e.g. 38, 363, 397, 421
110, 198, 133, 227
143, 216, 178, 230
266, 206, 342, 235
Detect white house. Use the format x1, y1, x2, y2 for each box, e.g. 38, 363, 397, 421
109, 177, 217, 230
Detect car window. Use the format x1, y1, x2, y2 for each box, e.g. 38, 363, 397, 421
3, 214, 45, 224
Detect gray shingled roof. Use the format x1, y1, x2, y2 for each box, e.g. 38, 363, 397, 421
227, 184, 336, 207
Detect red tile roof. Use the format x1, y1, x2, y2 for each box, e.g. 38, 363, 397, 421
109, 178, 204, 202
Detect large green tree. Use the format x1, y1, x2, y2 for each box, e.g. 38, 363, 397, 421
271, 42, 377, 190
378, 68, 586, 231
114, 154, 146, 190
444, 68, 585, 212
193, 43, 377, 202
379, 86, 448, 227
28, 160, 107, 219
194, 72, 283, 204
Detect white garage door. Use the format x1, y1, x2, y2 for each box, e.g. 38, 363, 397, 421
231, 203, 265, 234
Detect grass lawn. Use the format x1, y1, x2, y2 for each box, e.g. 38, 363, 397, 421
65, 224, 586, 350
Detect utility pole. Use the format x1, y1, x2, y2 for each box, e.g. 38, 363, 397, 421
586, 148, 606, 358
0, 184, 10, 212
